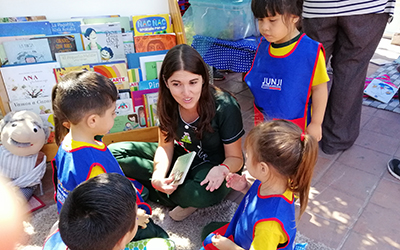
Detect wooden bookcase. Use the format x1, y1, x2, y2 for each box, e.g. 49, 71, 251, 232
0, 0, 186, 161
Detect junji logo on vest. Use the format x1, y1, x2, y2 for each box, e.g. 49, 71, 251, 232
261, 77, 282, 91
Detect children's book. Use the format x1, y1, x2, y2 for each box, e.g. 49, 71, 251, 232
0, 21, 52, 37
126, 50, 168, 69
131, 88, 159, 128
9, 96, 53, 114
134, 33, 176, 53
109, 113, 140, 133
92, 62, 129, 89
122, 32, 135, 54
139, 79, 159, 90
115, 98, 134, 116
132, 14, 173, 36
83, 16, 131, 33
32, 35, 78, 60
80, 22, 125, 62
55, 50, 101, 67
143, 92, 159, 127
0, 61, 59, 102
0, 35, 42, 64
50, 20, 82, 34
128, 68, 142, 91
168, 151, 196, 185
139, 54, 166, 80
3, 38, 53, 65
0, 16, 47, 22
53, 65, 90, 82
364, 78, 398, 103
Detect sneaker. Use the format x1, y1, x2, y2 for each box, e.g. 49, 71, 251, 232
213, 69, 225, 81
168, 206, 197, 221
387, 158, 400, 181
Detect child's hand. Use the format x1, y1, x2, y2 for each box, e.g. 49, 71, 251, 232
211, 234, 241, 250
151, 177, 178, 195
305, 122, 322, 141
225, 173, 248, 192
136, 208, 150, 229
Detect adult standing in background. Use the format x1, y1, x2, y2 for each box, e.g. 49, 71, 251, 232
302, 0, 395, 154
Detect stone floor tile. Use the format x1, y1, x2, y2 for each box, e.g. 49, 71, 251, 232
369, 178, 400, 211
342, 231, 400, 250
354, 129, 399, 155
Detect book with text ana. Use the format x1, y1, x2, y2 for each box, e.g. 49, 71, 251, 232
168, 152, 196, 185
53, 65, 90, 83
0, 61, 59, 102
55, 50, 101, 67
93, 62, 129, 90
134, 33, 176, 53
132, 14, 173, 36
80, 22, 125, 62
3, 38, 53, 65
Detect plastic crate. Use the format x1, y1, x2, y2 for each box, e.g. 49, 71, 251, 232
190, 0, 258, 40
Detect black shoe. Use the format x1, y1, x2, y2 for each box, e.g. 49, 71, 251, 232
387, 158, 400, 181
213, 69, 225, 81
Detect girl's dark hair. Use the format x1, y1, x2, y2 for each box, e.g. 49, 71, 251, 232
52, 70, 118, 146
158, 44, 216, 142
59, 173, 137, 250
84, 27, 95, 38
244, 120, 318, 218
251, 0, 303, 28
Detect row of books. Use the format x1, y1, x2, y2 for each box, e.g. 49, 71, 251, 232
0, 14, 177, 66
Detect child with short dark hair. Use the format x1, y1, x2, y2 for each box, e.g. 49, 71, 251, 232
51, 70, 167, 240
43, 173, 175, 250
202, 120, 318, 250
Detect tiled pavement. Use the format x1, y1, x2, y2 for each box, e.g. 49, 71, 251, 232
36, 37, 400, 249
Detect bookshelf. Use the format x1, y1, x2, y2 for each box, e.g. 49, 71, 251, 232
0, 0, 186, 161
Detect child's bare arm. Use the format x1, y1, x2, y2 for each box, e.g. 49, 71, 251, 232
307, 82, 328, 141
211, 234, 245, 250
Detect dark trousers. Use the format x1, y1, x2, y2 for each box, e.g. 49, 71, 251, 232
109, 141, 231, 208
303, 13, 389, 153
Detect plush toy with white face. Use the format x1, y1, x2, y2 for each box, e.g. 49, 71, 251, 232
0, 111, 50, 200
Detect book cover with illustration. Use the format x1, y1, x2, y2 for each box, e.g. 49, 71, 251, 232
122, 32, 135, 54
93, 62, 129, 89
83, 16, 131, 33
139, 54, 165, 80
143, 92, 159, 127
126, 50, 168, 69
109, 113, 140, 133
131, 88, 159, 128
134, 33, 176, 53
139, 79, 159, 90
32, 35, 78, 60
115, 98, 134, 116
9, 96, 53, 114
168, 152, 196, 185
0, 35, 41, 64
0, 16, 47, 23
132, 14, 173, 36
53, 65, 90, 82
0, 61, 59, 102
0, 21, 52, 37
80, 22, 125, 62
55, 50, 101, 67
50, 20, 82, 34
364, 78, 399, 104
3, 38, 53, 65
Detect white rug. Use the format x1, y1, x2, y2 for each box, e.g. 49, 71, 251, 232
17, 200, 334, 250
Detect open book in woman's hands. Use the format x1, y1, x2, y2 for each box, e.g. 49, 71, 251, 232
169, 151, 196, 185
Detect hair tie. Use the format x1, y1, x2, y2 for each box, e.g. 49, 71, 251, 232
300, 132, 305, 142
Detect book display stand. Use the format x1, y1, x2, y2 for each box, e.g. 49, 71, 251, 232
0, 0, 186, 161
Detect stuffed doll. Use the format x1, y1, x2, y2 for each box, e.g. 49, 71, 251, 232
0, 110, 50, 200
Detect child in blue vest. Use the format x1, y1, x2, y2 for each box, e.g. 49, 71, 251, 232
43, 173, 175, 250
202, 120, 318, 250
51, 70, 168, 241
245, 0, 329, 141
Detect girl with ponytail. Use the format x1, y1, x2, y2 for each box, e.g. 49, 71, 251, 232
202, 119, 318, 250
